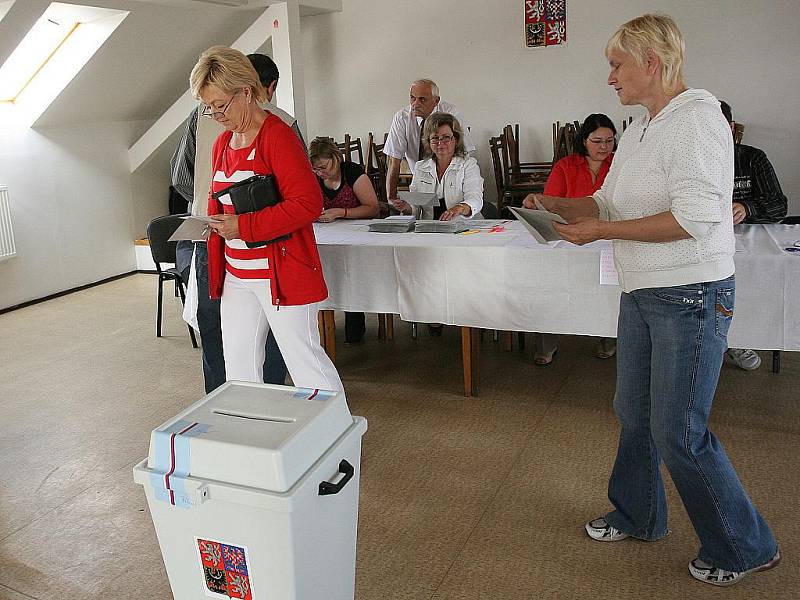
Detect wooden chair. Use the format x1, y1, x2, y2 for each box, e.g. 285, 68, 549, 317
488, 135, 542, 214
733, 122, 745, 145
502, 124, 551, 187
337, 134, 364, 166
365, 132, 389, 208
621, 116, 634, 133
551, 120, 581, 162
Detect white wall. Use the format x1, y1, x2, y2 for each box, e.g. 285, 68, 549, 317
0, 121, 170, 310
300, 0, 800, 212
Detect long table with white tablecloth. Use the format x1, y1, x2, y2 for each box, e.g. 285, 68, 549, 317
315, 220, 800, 353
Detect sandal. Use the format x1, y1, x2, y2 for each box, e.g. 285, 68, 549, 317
534, 347, 557, 365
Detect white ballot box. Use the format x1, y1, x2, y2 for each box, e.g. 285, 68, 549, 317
133, 381, 367, 600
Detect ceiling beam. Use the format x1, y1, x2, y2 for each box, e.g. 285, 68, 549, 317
128, 0, 338, 172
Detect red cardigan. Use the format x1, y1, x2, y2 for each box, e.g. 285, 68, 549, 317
207, 114, 328, 306
544, 153, 614, 198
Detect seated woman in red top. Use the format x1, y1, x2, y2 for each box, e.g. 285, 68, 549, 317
309, 137, 379, 343
526, 113, 617, 365
191, 45, 343, 393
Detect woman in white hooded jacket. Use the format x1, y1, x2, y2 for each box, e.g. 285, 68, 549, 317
401, 112, 483, 221
524, 14, 779, 588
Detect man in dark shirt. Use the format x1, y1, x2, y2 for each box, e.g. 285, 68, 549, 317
720, 100, 787, 225
719, 101, 788, 371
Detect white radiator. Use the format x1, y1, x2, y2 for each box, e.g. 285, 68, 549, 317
0, 186, 16, 261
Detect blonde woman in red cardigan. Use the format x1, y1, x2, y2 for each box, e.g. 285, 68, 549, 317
191, 46, 342, 393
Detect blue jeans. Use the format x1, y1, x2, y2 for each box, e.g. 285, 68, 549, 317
606, 275, 777, 572
179, 242, 287, 392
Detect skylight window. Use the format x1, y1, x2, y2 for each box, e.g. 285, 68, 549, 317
0, 14, 77, 101
0, 1, 16, 24
0, 2, 128, 127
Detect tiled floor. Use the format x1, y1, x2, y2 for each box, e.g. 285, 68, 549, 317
0, 274, 796, 599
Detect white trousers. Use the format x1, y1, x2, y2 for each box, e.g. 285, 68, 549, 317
220, 274, 344, 392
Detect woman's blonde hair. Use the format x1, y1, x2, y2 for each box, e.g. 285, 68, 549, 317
190, 45, 266, 103
421, 112, 466, 160
606, 14, 685, 93
308, 137, 343, 168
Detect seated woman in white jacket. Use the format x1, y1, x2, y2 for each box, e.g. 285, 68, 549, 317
394, 112, 483, 221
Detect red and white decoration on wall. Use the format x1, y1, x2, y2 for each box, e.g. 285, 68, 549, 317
525, 0, 567, 48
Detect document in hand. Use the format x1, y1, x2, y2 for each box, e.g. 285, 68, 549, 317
508, 206, 567, 243
167, 216, 215, 242
397, 191, 438, 207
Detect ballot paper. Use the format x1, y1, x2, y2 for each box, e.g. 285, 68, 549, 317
414, 220, 470, 234
397, 191, 438, 207
368, 215, 416, 233
167, 216, 216, 242
508, 206, 567, 243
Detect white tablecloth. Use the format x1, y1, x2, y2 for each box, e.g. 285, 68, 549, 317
314, 221, 800, 351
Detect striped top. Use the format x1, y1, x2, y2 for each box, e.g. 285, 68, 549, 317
211, 144, 269, 280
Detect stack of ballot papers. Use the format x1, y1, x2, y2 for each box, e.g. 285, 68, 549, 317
368, 215, 416, 233
414, 220, 470, 234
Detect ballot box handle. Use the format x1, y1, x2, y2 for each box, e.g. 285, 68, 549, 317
318, 460, 354, 496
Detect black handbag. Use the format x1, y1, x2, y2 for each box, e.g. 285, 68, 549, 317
211, 175, 290, 248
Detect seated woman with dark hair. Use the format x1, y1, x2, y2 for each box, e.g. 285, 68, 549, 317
309, 137, 379, 344
526, 113, 617, 364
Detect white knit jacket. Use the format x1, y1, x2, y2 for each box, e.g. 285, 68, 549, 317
593, 88, 736, 293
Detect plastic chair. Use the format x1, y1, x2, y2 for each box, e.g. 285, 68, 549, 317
146, 215, 198, 348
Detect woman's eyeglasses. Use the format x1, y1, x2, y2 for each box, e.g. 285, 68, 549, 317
429, 134, 454, 144
587, 137, 615, 147
201, 90, 240, 119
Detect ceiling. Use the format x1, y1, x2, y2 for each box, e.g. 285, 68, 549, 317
0, 0, 327, 128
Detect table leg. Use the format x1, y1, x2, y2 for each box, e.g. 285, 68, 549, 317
318, 309, 336, 363
503, 331, 513, 352
772, 350, 781, 374
378, 314, 386, 340
386, 314, 394, 340
461, 326, 480, 396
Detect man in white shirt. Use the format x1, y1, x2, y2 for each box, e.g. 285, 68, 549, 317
383, 78, 474, 206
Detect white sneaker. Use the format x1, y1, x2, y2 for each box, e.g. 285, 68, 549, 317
726, 348, 762, 371
585, 517, 629, 542
689, 551, 780, 587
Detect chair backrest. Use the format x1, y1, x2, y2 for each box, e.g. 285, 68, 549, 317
480, 201, 500, 219
733, 122, 745, 145
488, 135, 508, 201
365, 131, 389, 203
621, 116, 634, 132
552, 121, 579, 162
147, 214, 184, 270
337, 134, 364, 166
503, 124, 522, 178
